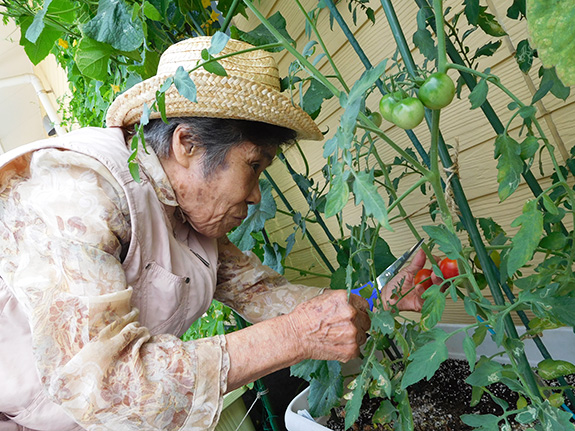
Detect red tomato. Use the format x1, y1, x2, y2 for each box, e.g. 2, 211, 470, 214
414, 268, 433, 290
439, 258, 459, 279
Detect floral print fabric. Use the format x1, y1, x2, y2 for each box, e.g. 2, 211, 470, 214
0, 144, 321, 430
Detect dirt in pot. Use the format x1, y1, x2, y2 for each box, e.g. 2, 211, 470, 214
326, 359, 575, 431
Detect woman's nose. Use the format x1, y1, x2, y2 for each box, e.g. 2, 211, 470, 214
246, 181, 261, 205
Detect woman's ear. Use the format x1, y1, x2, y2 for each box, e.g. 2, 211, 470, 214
171, 124, 197, 168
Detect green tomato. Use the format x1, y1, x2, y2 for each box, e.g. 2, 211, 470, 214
379, 93, 399, 122
367, 111, 383, 128
418, 72, 456, 110
391, 97, 425, 129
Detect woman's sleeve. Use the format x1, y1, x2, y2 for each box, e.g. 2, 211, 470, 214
214, 237, 324, 323
0, 150, 229, 431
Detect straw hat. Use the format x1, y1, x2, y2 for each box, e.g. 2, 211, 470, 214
106, 36, 323, 141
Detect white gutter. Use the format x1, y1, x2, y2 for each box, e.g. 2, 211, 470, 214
0, 73, 66, 136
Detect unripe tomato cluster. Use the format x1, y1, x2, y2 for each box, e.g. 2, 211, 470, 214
414, 257, 459, 290
378, 72, 455, 130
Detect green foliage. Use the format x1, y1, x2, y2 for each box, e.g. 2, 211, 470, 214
527, 0, 575, 86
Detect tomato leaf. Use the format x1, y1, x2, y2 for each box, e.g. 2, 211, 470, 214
291, 360, 343, 417
507, 0, 526, 20
422, 224, 462, 259
230, 11, 293, 52
519, 283, 575, 327
466, 358, 503, 386
506, 200, 543, 276
369, 308, 395, 336
494, 134, 523, 202
352, 170, 391, 230
537, 359, 575, 380
515, 39, 535, 73
473, 40, 502, 60
477, 6, 506, 37
520, 135, 539, 160
527, 0, 575, 86
463, 336, 477, 372
461, 413, 501, 430
468, 78, 488, 109
324, 169, 350, 218
228, 179, 276, 251
83, 0, 144, 52
420, 285, 445, 331
174, 66, 197, 102
401, 330, 449, 389
539, 67, 571, 101
302, 78, 334, 120
345, 358, 372, 429
464, 0, 480, 26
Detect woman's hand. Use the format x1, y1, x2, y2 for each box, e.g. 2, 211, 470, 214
224, 290, 370, 392
286, 289, 371, 363
380, 249, 441, 312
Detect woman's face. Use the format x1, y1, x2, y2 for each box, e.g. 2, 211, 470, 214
164, 129, 277, 238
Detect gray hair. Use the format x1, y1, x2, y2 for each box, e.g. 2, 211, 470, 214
141, 117, 297, 176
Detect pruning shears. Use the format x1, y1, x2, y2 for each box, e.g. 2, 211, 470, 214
351, 238, 424, 310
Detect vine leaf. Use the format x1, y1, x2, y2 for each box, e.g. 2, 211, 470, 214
515, 39, 535, 73
174, 66, 197, 102
228, 179, 276, 251
506, 200, 543, 277
18, 15, 61, 65
494, 134, 522, 202
401, 330, 449, 389
352, 170, 391, 230
527, 0, 575, 86
75, 37, 113, 81
83, 0, 144, 52
25, 0, 53, 43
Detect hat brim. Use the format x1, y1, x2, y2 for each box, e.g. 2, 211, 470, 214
106, 71, 323, 141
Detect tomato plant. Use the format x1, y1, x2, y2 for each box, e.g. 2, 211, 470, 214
414, 268, 433, 289
439, 258, 459, 279
418, 72, 456, 110
391, 97, 425, 129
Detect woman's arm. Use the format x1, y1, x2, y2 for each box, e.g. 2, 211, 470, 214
215, 237, 325, 322
225, 289, 370, 392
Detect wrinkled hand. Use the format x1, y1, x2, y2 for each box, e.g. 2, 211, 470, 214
380, 249, 441, 312
286, 290, 371, 363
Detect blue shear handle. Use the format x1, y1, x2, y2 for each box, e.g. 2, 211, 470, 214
350, 281, 378, 311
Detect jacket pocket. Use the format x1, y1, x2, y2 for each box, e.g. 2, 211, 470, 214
138, 261, 190, 336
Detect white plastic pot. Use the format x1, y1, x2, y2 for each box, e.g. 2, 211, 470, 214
285, 325, 575, 431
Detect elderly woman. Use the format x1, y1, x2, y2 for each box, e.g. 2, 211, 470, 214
0, 37, 430, 431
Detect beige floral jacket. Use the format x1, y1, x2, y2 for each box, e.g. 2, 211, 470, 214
0, 128, 321, 431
